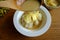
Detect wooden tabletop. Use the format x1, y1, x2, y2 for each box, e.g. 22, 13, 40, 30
0, 7, 60, 40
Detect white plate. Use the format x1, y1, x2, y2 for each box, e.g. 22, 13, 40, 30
13, 5, 51, 37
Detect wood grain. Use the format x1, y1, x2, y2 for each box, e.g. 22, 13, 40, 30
0, 7, 60, 40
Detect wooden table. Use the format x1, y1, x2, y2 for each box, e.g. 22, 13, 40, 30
0, 7, 60, 40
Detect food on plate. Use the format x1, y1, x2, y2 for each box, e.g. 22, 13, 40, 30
20, 10, 43, 30
46, 0, 59, 7
0, 7, 9, 16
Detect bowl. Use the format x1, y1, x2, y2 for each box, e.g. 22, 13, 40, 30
13, 5, 51, 37
44, 0, 60, 9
